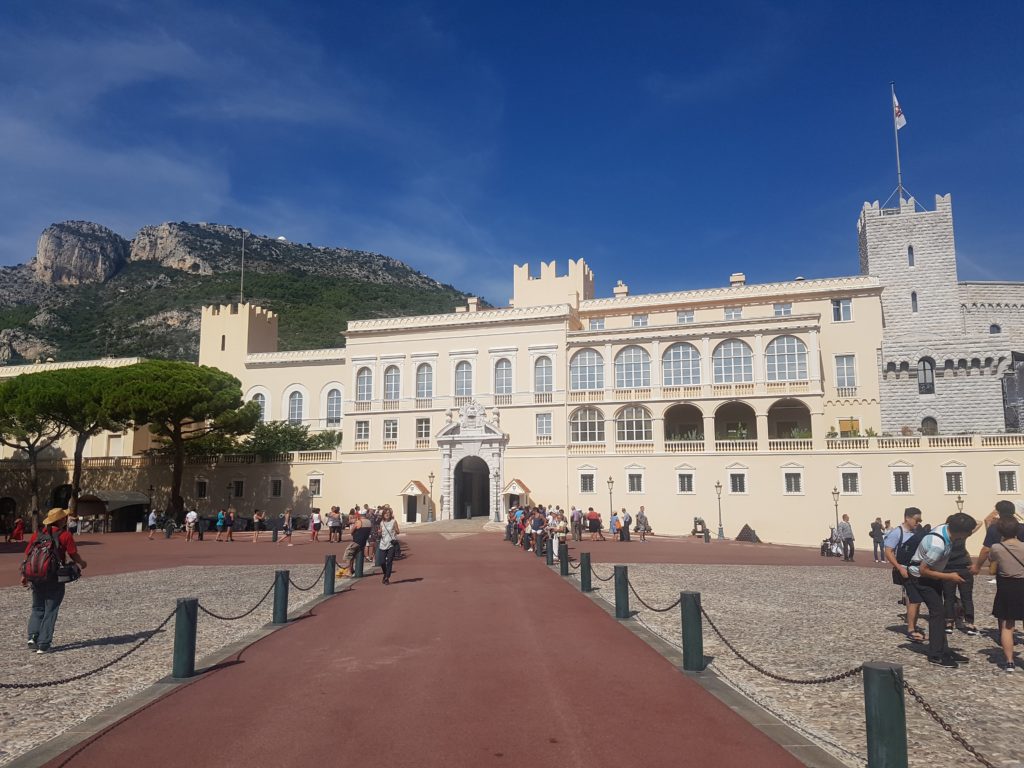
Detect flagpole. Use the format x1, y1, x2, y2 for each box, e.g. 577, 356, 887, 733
891, 81, 904, 204
239, 229, 246, 304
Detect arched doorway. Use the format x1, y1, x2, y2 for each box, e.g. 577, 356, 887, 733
453, 456, 490, 519
767, 399, 812, 439
714, 401, 757, 440
663, 403, 704, 441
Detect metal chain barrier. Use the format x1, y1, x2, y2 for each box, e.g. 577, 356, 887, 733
590, 564, 614, 582
569, 559, 581, 570
0, 608, 176, 690
197, 581, 275, 622
626, 579, 682, 613
700, 605, 863, 685
901, 676, 997, 768
288, 563, 327, 592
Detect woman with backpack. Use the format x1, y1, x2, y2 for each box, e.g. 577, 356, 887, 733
20, 507, 87, 653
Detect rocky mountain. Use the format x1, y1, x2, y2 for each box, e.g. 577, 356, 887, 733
0, 220, 475, 363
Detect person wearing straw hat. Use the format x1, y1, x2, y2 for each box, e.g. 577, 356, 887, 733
20, 507, 87, 654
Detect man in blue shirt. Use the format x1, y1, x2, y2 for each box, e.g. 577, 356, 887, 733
909, 512, 978, 667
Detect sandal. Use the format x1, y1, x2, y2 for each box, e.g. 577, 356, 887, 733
906, 630, 926, 643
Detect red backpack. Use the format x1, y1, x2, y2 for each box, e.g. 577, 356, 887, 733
21, 527, 63, 583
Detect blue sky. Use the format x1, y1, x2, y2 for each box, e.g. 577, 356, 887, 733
1, 1, 1022, 304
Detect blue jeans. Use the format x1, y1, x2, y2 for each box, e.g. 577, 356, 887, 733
873, 540, 884, 560
28, 581, 66, 649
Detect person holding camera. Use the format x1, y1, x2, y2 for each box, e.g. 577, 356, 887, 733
20, 507, 88, 654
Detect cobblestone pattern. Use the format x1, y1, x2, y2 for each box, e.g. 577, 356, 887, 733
598, 564, 1023, 768
0, 564, 327, 765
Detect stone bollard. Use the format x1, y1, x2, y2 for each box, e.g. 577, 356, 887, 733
354, 548, 365, 578
580, 552, 592, 592
535, 534, 545, 558
324, 554, 336, 596
172, 597, 198, 679
546, 539, 554, 566
614, 565, 629, 619
559, 543, 569, 576
681, 592, 705, 672
272, 570, 289, 625
863, 662, 908, 768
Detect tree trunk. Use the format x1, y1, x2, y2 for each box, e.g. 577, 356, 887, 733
70, 432, 88, 514
27, 446, 41, 533
170, 430, 185, 522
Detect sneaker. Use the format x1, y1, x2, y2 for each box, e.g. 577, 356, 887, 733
963, 626, 979, 636
1002, 662, 1016, 674
928, 656, 958, 668
35, 647, 50, 655
988, 578, 997, 585
946, 651, 970, 663
944, 626, 954, 635
27, 637, 36, 649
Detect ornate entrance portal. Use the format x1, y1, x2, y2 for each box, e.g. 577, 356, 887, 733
436, 402, 508, 522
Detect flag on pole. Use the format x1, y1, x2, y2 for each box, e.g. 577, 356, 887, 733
893, 92, 907, 130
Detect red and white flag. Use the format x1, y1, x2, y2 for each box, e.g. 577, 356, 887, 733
893, 92, 907, 130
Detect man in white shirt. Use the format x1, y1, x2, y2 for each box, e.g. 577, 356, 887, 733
184, 509, 199, 543
147, 509, 158, 540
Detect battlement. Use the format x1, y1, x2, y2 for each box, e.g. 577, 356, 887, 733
511, 259, 595, 309
202, 303, 277, 323
199, 302, 279, 369
858, 193, 951, 225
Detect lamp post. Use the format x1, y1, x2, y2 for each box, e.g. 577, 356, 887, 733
714, 480, 724, 540
607, 476, 614, 524
832, 486, 840, 529
147, 484, 155, 512
955, 494, 964, 513
226, 482, 233, 507
427, 471, 435, 522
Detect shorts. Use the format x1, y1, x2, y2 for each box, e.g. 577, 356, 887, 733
148, 525, 157, 531
343, 542, 360, 560
903, 578, 923, 604
185, 522, 196, 532
588, 520, 600, 533
216, 524, 224, 531
313, 523, 322, 531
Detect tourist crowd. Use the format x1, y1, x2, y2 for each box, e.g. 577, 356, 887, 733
505, 504, 653, 558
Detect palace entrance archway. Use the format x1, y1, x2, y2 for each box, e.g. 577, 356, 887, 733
453, 456, 490, 519
436, 402, 509, 522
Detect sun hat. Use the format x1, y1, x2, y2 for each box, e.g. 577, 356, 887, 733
43, 507, 70, 525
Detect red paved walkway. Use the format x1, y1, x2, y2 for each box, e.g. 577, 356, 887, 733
44, 533, 803, 768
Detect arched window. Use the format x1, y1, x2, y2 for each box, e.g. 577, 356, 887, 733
616, 406, 652, 442
908, 245, 915, 267
383, 366, 401, 401
325, 389, 342, 426
288, 391, 304, 424
355, 368, 373, 401
251, 393, 266, 422
712, 339, 753, 383
662, 343, 701, 386
569, 349, 604, 391
534, 356, 553, 393
911, 291, 918, 313
569, 407, 605, 442
494, 358, 512, 395
765, 335, 808, 381
918, 357, 935, 395
921, 417, 938, 436
614, 346, 651, 389
455, 361, 473, 397
990, 324, 1002, 335
416, 363, 433, 399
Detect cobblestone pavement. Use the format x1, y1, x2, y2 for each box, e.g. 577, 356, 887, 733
593, 563, 1023, 768
0, 564, 328, 765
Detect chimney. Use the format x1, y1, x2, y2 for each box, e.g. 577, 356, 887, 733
612, 280, 629, 298
467, 297, 479, 312
729, 272, 746, 287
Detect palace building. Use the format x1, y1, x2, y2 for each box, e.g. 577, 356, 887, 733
2, 192, 1023, 546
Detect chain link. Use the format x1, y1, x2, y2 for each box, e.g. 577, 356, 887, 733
197, 581, 275, 622
0, 608, 176, 690
901, 676, 997, 768
590, 564, 614, 582
288, 563, 327, 592
700, 605, 863, 685
626, 579, 682, 613
569, 559, 581, 570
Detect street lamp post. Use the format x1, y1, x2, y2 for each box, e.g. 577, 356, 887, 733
714, 480, 724, 540
607, 476, 614, 526
832, 486, 840, 530
427, 471, 435, 522
955, 494, 964, 513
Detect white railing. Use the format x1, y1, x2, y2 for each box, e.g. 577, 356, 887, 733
382, 400, 400, 411
615, 442, 654, 454
415, 438, 431, 449
494, 394, 513, 406
536, 435, 552, 445
221, 454, 257, 464
981, 434, 1024, 447
715, 439, 757, 452
768, 439, 813, 452
354, 440, 369, 451
836, 386, 858, 398
568, 390, 604, 403
567, 443, 606, 455
415, 398, 433, 409
613, 388, 651, 400
353, 401, 371, 412
665, 440, 704, 453
877, 437, 920, 449
383, 440, 397, 450
662, 385, 702, 400
295, 450, 335, 462
927, 436, 973, 448
454, 396, 473, 406
826, 438, 869, 450
534, 392, 553, 404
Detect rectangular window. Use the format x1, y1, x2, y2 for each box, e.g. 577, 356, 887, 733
784, 472, 803, 494
627, 473, 644, 493
729, 473, 747, 494
724, 306, 742, 320
580, 473, 595, 493
677, 473, 694, 494
839, 418, 860, 438
831, 298, 853, 322
270, 479, 282, 498
232, 480, 244, 498
195, 480, 208, 500
835, 355, 857, 388
841, 472, 860, 494
309, 478, 322, 497
416, 417, 431, 439
774, 303, 792, 317
999, 470, 1018, 493
589, 318, 605, 331
945, 471, 963, 493
632, 314, 648, 328
892, 471, 911, 494
355, 421, 369, 441
676, 309, 694, 324
535, 413, 552, 437
383, 419, 398, 441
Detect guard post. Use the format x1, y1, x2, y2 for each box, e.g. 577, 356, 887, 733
681, 591, 705, 672
614, 565, 629, 619
324, 554, 336, 596
580, 552, 592, 592
863, 662, 908, 768
272, 570, 289, 625
171, 597, 198, 679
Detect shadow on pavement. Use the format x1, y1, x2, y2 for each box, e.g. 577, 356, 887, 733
55, 629, 166, 652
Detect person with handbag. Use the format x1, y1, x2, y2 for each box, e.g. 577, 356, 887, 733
377, 507, 400, 585
973, 515, 1024, 673
20, 507, 87, 654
